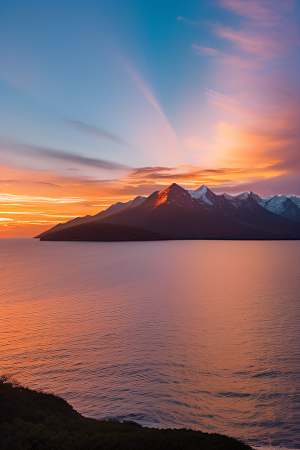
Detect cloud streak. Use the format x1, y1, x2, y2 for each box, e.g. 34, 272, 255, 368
190, 45, 219, 57
0, 193, 87, 204
0, 140, 130, 172
126, 164, 280, 188
217, 0, 300, 60
119, 58, 184, 166
68, 120, 126, 145
177, 16, 198, 26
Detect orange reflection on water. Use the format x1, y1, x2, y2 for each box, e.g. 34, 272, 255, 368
0, 239, 299, 447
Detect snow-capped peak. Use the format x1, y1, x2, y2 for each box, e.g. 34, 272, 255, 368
235, 192, 251, 200
127, 195, 146, 207
260, 195, 290, 214
291, 196, 300, 208
223, 193, 234, 200
247, 193, 300, 221
189, 185, 207, 197
187, 185, 213, 205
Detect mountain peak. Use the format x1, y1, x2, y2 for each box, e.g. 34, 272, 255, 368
159, 183, 186, 195
127, 195, 147, 208
188, 185, 215, 205
168, 182, 182, 190
195, 185, 208, 194
154, 183, 191, 208
236, 192, 251, 200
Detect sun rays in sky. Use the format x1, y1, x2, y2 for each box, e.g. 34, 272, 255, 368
1, 0, 300, 236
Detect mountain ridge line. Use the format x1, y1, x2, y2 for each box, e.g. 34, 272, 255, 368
36, 183, 300, 241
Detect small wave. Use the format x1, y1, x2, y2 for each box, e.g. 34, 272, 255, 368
252, 372, 282, 378
218, 392, 252, 398
253, 447, 298, 450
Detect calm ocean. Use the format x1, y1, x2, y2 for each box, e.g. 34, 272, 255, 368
1, 238, 299, 448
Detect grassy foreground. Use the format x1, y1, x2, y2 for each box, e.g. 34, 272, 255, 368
0, 376, 252, 450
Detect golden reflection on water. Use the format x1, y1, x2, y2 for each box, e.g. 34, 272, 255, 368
0, 239, 299, 448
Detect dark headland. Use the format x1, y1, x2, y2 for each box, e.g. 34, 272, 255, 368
36, 183, 300, 241
0, 376, 252, 450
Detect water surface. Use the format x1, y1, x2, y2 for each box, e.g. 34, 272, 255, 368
1, 238, 299, 448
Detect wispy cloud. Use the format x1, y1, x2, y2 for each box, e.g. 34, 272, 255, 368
192, 1, 299, 62
68, 120, 126, 145
126, 164, 277, 187
215, 25, 279, 60
220, 0, 292, 21
190, 45, 219, 56
0, 211, 75, 217
177, 16, 198, 26
217, 0, 300, 60
0, 193, 87, 204
119, 58, 184, 166
121, 61, 165, 117
0, 179, 61, 187
0, 140, 129, 172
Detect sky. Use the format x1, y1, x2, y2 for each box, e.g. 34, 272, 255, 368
1, 0, 300, 237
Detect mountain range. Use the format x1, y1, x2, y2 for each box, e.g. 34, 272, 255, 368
36, 184, 300, 241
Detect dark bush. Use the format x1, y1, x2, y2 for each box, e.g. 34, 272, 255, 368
0, 376, 252, 450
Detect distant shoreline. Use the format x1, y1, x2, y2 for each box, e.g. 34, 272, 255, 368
37, 237, 300, 241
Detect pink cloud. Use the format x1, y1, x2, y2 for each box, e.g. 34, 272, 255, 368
216, 0, 299, 61
219, 54, 261, 69
219, 0, 273, 20
216, 26, 279, 59
220, 0, 294, 20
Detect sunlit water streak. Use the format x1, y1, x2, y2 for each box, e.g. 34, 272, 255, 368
0, 238, 299, 448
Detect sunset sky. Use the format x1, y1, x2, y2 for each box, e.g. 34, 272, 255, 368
1, 0, 300, 237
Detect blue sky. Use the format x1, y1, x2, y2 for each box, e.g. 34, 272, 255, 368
0, 1, 250, 169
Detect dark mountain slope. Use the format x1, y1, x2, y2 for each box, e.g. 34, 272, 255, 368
138, 201, 276, 239
216, 193, 300, 237
40, 222, 170, 241
92, 191, 161, 228
36, 196, 146, 239
93, 195, 146, 219
36, 214, 94, 238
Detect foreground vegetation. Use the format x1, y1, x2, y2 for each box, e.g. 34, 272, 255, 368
0, 376, 252, 450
